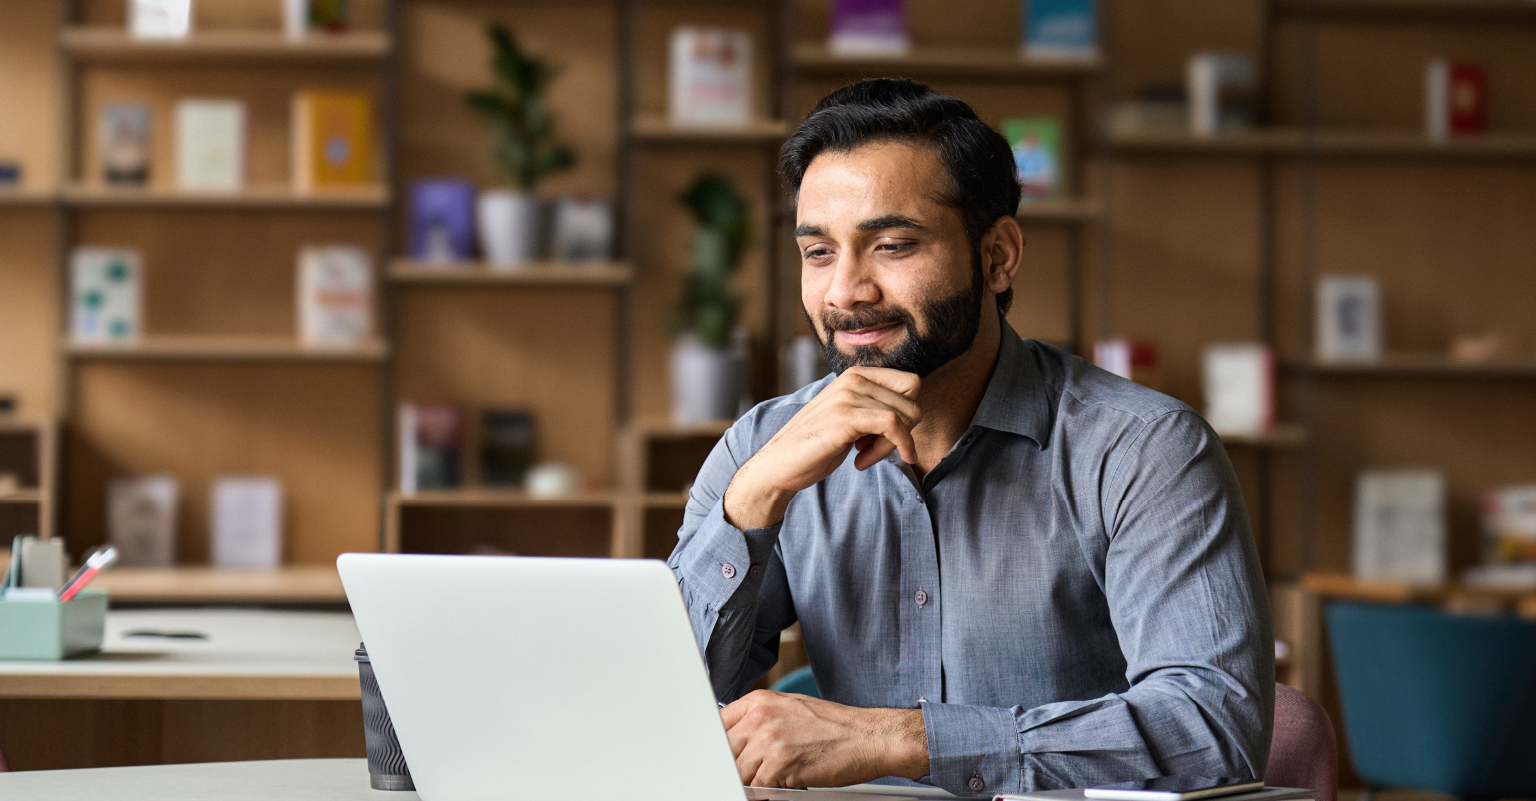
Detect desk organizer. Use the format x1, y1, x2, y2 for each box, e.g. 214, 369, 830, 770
0, 590, 107, 660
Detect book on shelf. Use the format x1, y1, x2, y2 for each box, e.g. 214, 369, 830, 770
480, 410, 536, 488
129, 0, 192, 39
1021, 0, 1098, 61
1003, 117, 1063, 200
210, 476, 283, 569
0, 162, 20, 186
70, 247, 142, 344
828, 0, 909, 56
1202, 343, 1275, 438
1425, 58, 1487, 140
1316, 275, 1381, 362
1354, 469, 1447, 584
100, 102, 151, 186
296, 245, 373, 348
551, 195, 614, 262
292, 90, 375, 193
669, 27, 753, 128
399, 402, 463, 494
1187, 52, 1255, 136
175, 98, 246, 192
1094, 339, 1160, 389
284, 0, 350, 39
408, 179, 477, 264
1483, 485, 1536, 564
109, 475, 178, 566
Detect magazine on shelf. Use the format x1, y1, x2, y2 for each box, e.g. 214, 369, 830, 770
175, 98, 246, 192
1021, 0, 1098, 61
70, 247, 141, 344
669, 27, 753, 127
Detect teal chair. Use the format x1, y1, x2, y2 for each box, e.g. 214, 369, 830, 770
771, 665, 820, 697
1326, 601, 1536, 800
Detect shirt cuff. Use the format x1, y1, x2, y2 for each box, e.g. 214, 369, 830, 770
921, 700, 1021, 796
677, 496, 783, 612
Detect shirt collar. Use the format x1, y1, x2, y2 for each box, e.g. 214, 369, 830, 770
969, 319, 1055, 449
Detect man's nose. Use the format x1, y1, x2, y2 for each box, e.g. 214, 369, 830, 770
822, 252, 880, 310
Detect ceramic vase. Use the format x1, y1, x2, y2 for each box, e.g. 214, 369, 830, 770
476, 189, 540, 268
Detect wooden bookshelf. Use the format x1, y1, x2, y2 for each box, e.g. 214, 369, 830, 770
1219, 423, 1310, 448
1110, 128, 1536, 159
60, 28, 391, 63
63, 184, 390, 210
389, 489, 618, 508
793, 43, 1102, 79
385, 490, 623, 558
1271, 0, 1536, 24
631, 115, 790, 143
65, 336, 389, 363
1299, 355, 1536, 378
0, 188, 55, 207
389, 260, 632, 287
0, 417, 57, 540
1015, 198, 1102, 223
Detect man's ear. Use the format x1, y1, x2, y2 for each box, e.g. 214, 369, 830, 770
980, 216, 1024, 295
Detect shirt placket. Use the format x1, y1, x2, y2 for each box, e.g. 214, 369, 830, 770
894, 460, 943, 706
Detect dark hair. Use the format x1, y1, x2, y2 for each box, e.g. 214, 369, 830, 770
780, 78, 1020, 315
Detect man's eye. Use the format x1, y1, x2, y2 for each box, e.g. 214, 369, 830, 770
804, 248, 832, 260
878, 242, 917, 253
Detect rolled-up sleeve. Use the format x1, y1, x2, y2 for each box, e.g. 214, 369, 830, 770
920, 410, 1273, 795
668, 417, 798, 701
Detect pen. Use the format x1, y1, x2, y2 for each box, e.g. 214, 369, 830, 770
58, 546, 118, 602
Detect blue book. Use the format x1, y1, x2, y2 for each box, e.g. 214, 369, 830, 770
408, 179, 476, 263
1022, 0, 1097, 60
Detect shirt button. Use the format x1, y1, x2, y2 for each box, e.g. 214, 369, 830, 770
969, 776, 985, 793
748, 565, 762, 579
914, 589, 928, 607
721, 563, 736, 579
915, 495, 925, 504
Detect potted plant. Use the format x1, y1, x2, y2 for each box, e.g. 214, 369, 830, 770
465, 25, 575, 268
668, 174, 750, 423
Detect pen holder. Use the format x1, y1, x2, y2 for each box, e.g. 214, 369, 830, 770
0, 590, 108, 660
356, 643, 414, 791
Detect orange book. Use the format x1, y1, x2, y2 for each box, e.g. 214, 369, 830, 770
292, 90, 375, 191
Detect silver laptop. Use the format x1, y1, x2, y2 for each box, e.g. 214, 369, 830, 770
338, 553, 944, 801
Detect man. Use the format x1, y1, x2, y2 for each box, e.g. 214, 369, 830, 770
668, 79, 1272, 796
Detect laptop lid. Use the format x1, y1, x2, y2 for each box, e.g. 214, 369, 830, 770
337, 553, 747, 801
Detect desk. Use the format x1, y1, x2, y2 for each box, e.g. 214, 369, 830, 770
0, 610, 364, 770
93, 566, 348, 605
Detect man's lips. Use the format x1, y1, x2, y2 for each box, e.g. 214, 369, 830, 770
835, 321, 903, 347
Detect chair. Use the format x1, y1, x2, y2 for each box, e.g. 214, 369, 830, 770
769, 664, 820, 697
1268, 683, 1338, 801
1327, 601, 1536, 800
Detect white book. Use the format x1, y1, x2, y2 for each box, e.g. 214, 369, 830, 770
175, 98, 246, 192
1188, 51, 1255, 136
109, 475, 179, 567
1354, 469, 1447, 584
669, 27, 752, 127
71, 247, 142, 344
210, 476, 283, 569
1316, 274, 1381, 362
297, 245, 373, 347
130, 0, 192, 39
1202, 342, 1274, 437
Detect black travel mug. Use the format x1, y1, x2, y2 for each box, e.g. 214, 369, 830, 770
355, 643, 414, 791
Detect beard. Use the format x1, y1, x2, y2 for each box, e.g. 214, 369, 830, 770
809, 257, 984, 379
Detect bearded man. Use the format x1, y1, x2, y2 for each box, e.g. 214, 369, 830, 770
668, 79, 1273, 796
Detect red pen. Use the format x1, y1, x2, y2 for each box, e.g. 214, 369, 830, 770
58, 546, 118, 602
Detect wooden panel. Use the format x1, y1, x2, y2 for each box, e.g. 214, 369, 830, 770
76, 65, 382, 189
0, 0, 60, 191
0, 210, 59, 418
65, 363, 381, 564
78, 0, 384, 30
634, 4, 779, 120
395, 1, 618, 206
1004, 224, 1072, 346
1103, 0, 1263, 106
396, 505, 613, 557
393, 287, 617, 489
74, 209, 381, 337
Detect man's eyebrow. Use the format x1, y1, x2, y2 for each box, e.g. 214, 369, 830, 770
857, 214, 927, 233
794, 223, 826, 237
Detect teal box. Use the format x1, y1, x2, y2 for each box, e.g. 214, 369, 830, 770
0, 591, 108, 660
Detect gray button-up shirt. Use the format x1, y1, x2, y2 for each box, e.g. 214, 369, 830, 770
669, 324, 1273, 796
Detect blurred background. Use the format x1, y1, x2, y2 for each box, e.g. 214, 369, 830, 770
1, 0, 1534, 793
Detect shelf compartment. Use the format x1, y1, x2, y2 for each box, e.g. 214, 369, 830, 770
65, 336, 389, 362
1110, 128, 1536, 159
390, 260, 632, 287
389, 489, 618, 508
63, 184, 390, 210
1296, 355, 1536, 378
1271, 0, 1536, 23
631, 115, 791, 143
0, 489, 44, 504
794, 43, 1103, 79
92, 565, 348, 604
0, 188, 56, 207
1218, 423, 1309, 448
387, 491, 620, 558
61, 28, 391, 63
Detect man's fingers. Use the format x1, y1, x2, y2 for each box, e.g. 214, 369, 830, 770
720, 697, 750, 730
844, 366, 921, 398
848, 407, 917, 465
840, 375, 922, 425
853, 435, 896, 470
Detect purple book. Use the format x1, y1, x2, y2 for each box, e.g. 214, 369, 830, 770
408, 179, 476, 263
830, 0, 908, 55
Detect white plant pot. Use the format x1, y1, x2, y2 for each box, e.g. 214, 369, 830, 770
476, 189, 541, 268
670, 332, 743, 424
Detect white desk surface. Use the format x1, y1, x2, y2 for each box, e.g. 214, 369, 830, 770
0, 758, 964, 801
0, 609, 361, 700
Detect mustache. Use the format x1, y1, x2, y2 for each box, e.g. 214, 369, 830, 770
821, 305, 913, 333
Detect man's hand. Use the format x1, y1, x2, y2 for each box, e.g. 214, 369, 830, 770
724, 367, 921, 529
722, 690, 928, 789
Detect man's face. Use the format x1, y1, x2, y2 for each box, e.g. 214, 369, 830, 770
795, 141, 982, 378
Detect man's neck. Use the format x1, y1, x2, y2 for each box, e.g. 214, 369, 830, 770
907, 309, 1003, 476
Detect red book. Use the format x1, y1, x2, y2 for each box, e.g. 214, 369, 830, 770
1426, 59, 1487, 138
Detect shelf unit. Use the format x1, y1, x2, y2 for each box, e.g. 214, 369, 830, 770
52, 0, 397, 566
0, 418, 58, 540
